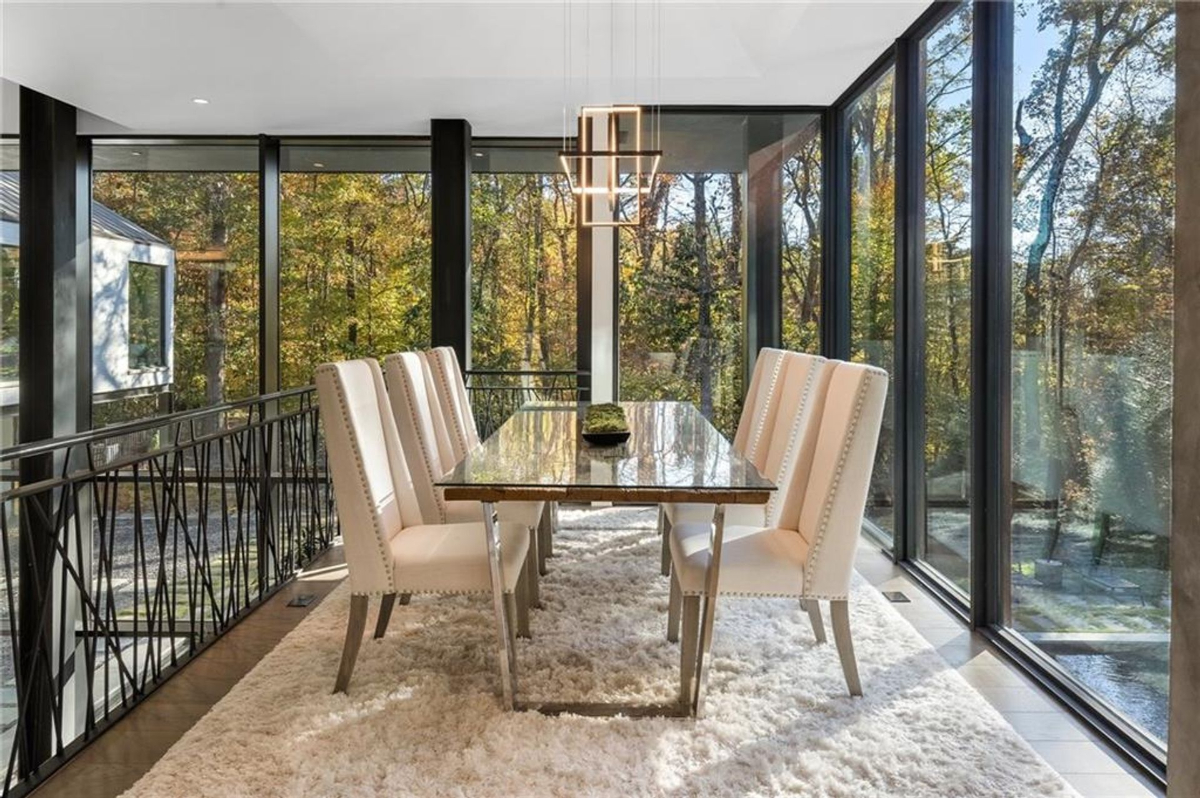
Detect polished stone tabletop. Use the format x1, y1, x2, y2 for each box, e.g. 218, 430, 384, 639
439, 401, 774, 504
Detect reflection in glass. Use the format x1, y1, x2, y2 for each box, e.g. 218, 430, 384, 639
848, 67, 897, 542
1008, 0, 1174, 745
128, 262, 165, 369
781, 121, 823, 355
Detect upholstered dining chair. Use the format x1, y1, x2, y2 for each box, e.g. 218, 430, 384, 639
659, 348, 819, 575
315, 359, 531, 694
425, 346, 556, 572
666, 360, 888, 697
382, 351, 544, 626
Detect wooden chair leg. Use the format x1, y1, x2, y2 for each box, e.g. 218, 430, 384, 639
374, 592, 397, 639
830, 599, 862, 697
516, 560, 532, 639
680, 595, 701, 703
667, 570, 682, 642
801, 598, 827, 644
334, 595, 369, 694
659, 506, 671, 577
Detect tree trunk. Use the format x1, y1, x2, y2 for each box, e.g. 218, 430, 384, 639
203, 178, 231, 417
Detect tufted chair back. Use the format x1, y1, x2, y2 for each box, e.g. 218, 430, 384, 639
316, 359, 423, 595
382, 352, 451, 524
733, 347, 788, 471
425, 347, 481, 462
785, 361, 888, 600
761, 352, 831, 529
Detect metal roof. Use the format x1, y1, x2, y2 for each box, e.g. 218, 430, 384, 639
0, 171, 170, 247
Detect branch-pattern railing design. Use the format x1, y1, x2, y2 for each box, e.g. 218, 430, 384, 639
464, 370, 589, 438
0, 388, 335, 796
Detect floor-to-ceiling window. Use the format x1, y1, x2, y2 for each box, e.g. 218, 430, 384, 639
848, 68, 898, 542
280, 141, 431, 388
781, 119, 823, 355
920, 4, 973, 592
1007, 0, 1175, 746
620, 111, 818, 437
91, 142, 260, 425
0, 132, 18, 449
470, 141, 576, 371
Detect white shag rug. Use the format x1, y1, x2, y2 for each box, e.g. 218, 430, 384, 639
124, 507, 1077, 798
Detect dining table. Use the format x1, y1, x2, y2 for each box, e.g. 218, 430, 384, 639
437, 400, 774, 718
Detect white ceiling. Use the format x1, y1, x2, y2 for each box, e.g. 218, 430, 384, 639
0, 1, 926, 137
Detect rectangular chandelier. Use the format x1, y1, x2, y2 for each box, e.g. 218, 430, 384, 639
559, 105, 662, 227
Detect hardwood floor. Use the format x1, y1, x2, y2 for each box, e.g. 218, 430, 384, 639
32, 534, 1162, 798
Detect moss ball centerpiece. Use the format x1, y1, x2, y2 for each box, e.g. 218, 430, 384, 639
582, 403, 631, 446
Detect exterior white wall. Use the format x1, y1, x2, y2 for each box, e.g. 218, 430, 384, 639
91, 236, 175, 395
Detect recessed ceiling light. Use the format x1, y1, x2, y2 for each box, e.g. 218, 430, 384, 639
473, 152, 484, 158
192, 97, 209, 105
313, 162, 325, 168
130, 150, 142, 156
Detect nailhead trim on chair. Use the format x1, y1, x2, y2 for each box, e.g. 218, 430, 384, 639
317, 363, 396, 594
429, 350, 470, 458
803, 369, 874, 593
747, 353, 786, 460
350, 587, 516, 597
764, 360, 821, 526
389, 355, 448, 522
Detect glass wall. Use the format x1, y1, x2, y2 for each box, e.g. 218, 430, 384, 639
619, 111, 819, 437
280, 141, 431, 388
0, 134, 17, 449
1008, 0, 1175, 745
471, 141, 576, 371
781, 120, 823, 355
848, 68, 898, 541
920, 4, 973, 591
92, 142, 260, 425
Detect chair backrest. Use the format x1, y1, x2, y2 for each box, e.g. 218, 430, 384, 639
425, 346, 480, 462
315, 359, 422, 595
785, 361, 888, 599
733, 347, 788, 469
759, 352, 830, 528
382, 352, 450, 525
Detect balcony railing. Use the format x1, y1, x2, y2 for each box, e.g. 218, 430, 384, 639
0, 388, 335, 796
464, 370, 589, 438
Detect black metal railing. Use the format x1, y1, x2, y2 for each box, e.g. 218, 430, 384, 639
0, 387, 335, 796
464, 370, 589, 438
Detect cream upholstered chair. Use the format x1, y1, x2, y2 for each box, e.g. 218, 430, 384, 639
424, 346, 556, 572
666, 360, 888, 697
315, 359, 531, 693
382, 351, 544, 623
658, 348, 812, 575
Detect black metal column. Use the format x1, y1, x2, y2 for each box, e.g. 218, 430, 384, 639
744, 116, 784, 385
431, 119, 473, 369
258, 135, 281, 395
17, 87, 90, 776
894, 35, 926, 564
969, 0, 1013, 630
821, 107, 850, 360
577, 220, 593, 400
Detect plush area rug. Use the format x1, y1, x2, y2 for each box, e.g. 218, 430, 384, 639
124, 507, 1076, 797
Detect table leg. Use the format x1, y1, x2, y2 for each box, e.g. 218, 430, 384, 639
483, 501, 517, 708
692, 504, 726, 718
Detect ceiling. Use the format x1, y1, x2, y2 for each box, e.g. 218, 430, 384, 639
0, 1, 927, 137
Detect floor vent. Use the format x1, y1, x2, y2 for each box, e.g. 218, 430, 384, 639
881, 591, 911, 603
287, 594, 317, 608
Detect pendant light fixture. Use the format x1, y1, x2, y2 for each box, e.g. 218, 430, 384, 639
559, 0, 662, 227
